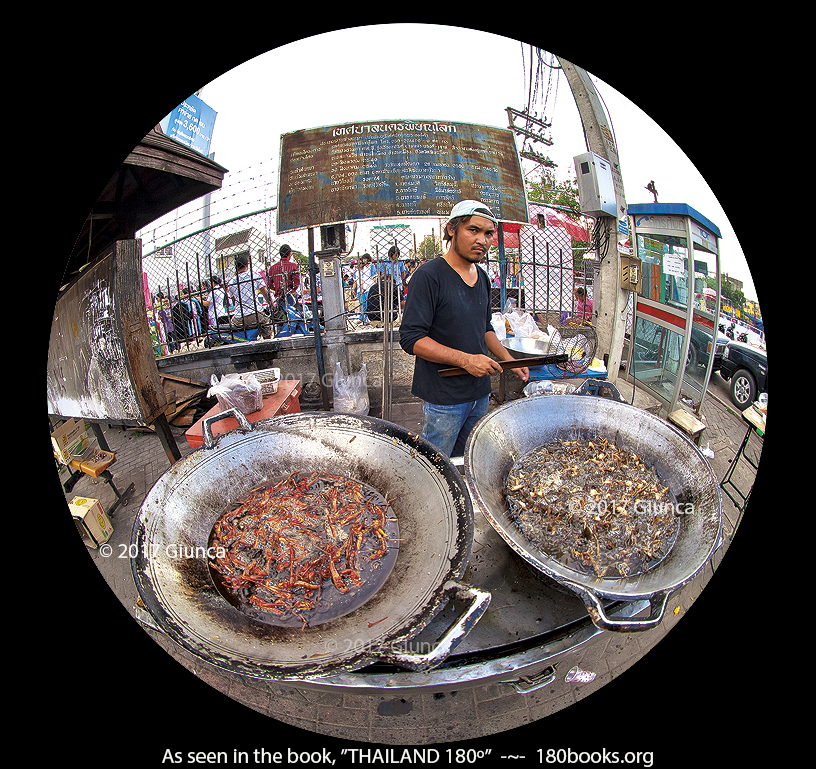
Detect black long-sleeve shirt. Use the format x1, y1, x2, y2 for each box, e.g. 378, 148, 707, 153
399, 258, 494, 405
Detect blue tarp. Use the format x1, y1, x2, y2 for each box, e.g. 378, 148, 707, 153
527, 363, 607, 381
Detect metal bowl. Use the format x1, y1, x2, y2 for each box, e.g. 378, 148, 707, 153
132, 410, 489, 678
501, 337, 551, 359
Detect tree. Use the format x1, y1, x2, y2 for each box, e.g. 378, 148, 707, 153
526, 167, 581, 212
291, 250, 308, 271
526, 168, 590, 269
706, 276, 745, 312
416, 233, 442, 260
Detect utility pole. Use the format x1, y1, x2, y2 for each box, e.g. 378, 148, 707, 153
557, 58, 630, 384
506, 107, 557, 169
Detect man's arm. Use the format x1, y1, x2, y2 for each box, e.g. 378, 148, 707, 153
412, 336, 503, 378
255, 274, 270, 302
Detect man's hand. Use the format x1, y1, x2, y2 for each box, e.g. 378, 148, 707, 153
461, 353, 504, 378
484, 329, 529, 382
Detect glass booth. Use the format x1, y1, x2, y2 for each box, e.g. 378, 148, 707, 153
626, 203, 721, 416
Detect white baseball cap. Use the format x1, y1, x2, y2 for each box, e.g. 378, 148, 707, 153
448, 200, 499, 224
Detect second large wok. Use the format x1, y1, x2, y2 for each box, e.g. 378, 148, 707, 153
132, 410, 489, 678
464, 395, 722, 632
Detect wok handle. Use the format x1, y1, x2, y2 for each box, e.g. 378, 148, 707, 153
202, 407, 253, 449
505, 665, 557, 693
380, 581, 491, 672
563, 582, 671, 633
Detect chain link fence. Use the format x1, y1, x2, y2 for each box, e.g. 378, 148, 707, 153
140, 188, 593, 358
142, 208, 315, 355
488, 207, 593, 324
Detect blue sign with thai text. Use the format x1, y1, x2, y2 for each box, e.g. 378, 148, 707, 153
164, 93, 217, 156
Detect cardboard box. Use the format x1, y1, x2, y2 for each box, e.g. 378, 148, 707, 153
70, 496, 114, 548
52, 418, 93, 465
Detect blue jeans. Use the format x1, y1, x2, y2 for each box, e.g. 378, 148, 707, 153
421, 395, 489, 458
359, 289, 369, 322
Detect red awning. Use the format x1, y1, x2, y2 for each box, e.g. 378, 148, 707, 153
501, 207, 589, 248
540, 208, 589, 240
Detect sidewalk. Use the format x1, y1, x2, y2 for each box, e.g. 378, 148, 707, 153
56, 378, 762, 749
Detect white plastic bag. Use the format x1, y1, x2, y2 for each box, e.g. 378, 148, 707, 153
208, 373, 263, 415
506, 311, 544, 339
523, 380, 554, 397
490, 312, 507, 339
333, 362, 370, 415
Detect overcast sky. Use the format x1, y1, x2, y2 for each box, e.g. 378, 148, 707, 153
150, 24, 756, 302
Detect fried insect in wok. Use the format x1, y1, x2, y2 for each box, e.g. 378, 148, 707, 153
208, 471, 395, 627
504, 437, 680, 578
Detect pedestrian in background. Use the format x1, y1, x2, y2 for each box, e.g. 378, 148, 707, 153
357, 253, 376, 324
228, 254, 272, 339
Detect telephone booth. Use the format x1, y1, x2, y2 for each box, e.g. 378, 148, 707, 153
626, 203, 721, 416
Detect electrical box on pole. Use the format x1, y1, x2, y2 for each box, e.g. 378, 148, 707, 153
320, 224, 346, 253
574, 151, 617, 217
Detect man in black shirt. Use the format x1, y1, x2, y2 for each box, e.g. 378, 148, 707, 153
400, 201, 528, 457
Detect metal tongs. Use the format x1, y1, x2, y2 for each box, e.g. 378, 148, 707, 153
439, 353, 568, 377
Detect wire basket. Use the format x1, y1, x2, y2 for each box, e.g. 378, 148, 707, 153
241, 367, 280, 395
548, 323, 597, 375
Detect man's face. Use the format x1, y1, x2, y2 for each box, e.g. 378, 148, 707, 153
449, 215, 495, 263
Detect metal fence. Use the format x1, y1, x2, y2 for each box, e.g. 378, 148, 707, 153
143, 208, 309, 355
489, 214, 592, 323
141, 203, 593, 358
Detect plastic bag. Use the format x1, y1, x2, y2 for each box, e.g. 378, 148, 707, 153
523, 380, 554, 398
523, 380, 577, 398
506, 311, 543, 339
208, 373, 263, 415
490, 312, 506, 339
333, 362, 370, 415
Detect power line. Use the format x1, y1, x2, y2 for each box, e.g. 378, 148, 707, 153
509, 45, 558, 171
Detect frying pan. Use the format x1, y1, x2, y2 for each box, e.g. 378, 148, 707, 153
464, 395, 722, 632
132, 409, 489, 678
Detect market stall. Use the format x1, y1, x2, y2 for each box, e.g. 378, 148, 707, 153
133, 397, 722, 705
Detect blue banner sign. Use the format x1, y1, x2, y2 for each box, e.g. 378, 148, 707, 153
163, 93, 217, 156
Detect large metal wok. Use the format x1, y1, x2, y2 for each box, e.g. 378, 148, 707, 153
464, 395, 722, 632
132, 409, 489, 678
